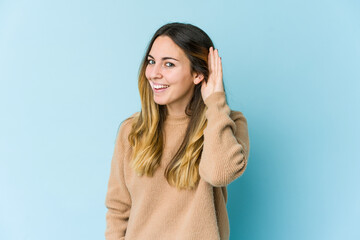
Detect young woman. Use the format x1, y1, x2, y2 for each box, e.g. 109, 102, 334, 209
105, 22, 250, 240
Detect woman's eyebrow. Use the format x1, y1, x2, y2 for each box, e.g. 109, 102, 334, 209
148, 54, 179, 61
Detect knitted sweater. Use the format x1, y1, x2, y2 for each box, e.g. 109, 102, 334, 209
105, 92, 250, 240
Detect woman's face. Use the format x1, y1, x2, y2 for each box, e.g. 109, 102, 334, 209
145, 35, 202, 115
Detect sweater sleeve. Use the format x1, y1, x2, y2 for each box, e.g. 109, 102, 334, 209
199, 91, 250, 187
105, 120, 132, 240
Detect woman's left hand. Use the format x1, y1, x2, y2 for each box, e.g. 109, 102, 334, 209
201, 46, 225, 102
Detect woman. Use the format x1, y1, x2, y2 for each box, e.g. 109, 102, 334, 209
105, 22, 250, 240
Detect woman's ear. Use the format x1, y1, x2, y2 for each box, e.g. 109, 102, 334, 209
193, 72, 204, 85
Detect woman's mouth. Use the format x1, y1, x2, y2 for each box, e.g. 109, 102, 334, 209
152, 83, 169, 93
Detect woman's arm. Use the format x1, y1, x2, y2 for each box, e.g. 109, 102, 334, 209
105, 121, 132, 240
199, 91, 250, 187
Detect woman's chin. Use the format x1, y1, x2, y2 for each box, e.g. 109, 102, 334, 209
153, 97, 168, 106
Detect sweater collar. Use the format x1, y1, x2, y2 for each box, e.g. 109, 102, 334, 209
164, 113, 190, 125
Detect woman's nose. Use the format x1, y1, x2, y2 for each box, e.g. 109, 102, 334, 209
149, 63, 162, 79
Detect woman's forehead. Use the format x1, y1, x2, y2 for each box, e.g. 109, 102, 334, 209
149, 36, 185, 60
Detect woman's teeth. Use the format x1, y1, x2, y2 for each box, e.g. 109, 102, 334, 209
154, 84, 169, 89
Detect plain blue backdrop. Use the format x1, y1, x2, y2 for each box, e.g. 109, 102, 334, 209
1, 0, 359, 239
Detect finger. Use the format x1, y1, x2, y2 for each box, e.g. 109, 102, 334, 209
208, 47, 212, 72
210, 47, 215, 75
214, 49, 219, 74
219, 57, 223, 75
214, 49, 220, 82
214, 51, 222, 86
217, 51, 222, 74
211, 47, 216, 72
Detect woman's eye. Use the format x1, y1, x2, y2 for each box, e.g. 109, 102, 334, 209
147, 59, 174, 67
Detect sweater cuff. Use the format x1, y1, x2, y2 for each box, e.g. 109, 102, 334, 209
204, 91, 230, 117
204, 91, 226, 106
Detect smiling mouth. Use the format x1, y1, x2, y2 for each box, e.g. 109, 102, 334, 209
153, 84, 169, 90
150, 82, 170, 91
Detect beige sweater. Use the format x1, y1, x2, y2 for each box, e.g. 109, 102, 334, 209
105, 92, 250, 240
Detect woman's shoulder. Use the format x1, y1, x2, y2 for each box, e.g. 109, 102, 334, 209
116, 111, 140, 141
122, 112, 140, 127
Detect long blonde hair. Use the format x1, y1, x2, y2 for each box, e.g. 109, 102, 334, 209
128, 22, 219, 190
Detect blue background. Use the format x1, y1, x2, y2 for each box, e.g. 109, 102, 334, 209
1, 0, 359, 239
